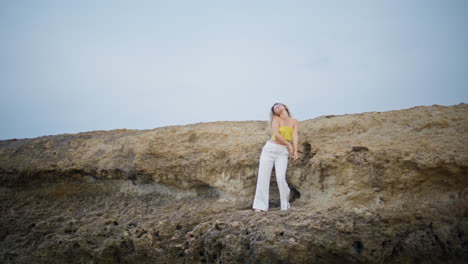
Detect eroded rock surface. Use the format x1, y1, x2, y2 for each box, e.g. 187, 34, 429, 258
0, 103, 467, 263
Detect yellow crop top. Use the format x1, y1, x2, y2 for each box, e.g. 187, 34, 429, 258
272, 126, 294, 142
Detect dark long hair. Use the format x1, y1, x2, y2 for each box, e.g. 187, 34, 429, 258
267, 102, 292, 131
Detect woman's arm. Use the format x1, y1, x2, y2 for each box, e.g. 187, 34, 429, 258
292, 119, 299, 160
292, 118, 299, 151
272, 117, 293, 147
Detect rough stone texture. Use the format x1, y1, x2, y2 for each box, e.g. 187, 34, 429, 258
0, 103, 467, 263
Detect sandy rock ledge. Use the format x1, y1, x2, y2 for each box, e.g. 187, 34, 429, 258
0, 103, 467, 263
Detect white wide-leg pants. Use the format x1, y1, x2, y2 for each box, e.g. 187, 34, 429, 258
252, 140, 291, 211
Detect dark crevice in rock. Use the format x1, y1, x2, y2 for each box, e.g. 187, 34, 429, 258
302, 141, 313, 162
290, 186, 301, 202
352, 146, 369, 152
0, 167, 155, 189
352, 240, 364, 255
194, 183, 220, 198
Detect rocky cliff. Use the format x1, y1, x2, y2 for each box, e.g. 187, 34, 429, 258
0, 103, 467, 263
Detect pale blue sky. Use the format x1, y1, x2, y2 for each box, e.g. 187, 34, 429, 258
1, 0, 467, 140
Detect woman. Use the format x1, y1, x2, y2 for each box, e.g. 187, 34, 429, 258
252, 102, 299, 212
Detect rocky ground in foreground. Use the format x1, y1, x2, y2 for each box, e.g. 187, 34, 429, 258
1, 181, 466, 263
1, 103, 467, 263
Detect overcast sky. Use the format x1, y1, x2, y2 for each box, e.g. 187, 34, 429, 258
1, 0, 467, 140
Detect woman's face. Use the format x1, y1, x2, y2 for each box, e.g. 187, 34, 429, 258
274, 104, 286, 115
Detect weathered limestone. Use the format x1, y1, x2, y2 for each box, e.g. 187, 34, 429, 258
0, 103, 467, 263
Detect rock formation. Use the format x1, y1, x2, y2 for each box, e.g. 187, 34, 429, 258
0, 103, 467, 263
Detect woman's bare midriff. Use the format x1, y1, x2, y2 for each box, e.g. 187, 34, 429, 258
269, 139, 289, 146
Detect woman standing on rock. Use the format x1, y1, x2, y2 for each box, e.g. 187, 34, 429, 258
252, 103, 299, 212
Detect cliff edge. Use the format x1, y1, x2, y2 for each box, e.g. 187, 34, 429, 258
1, 103, 467, 263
